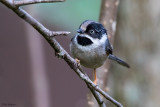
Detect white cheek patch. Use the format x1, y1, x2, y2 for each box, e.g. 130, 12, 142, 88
90, 34, 108, 46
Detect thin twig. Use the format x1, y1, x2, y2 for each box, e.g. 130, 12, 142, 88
49, 31, 70, 37
0, 0, 123, 107
14, 0, 64, 7
94, 86, 123, 107
87, 84, 106, 107
82, 71, 106, 107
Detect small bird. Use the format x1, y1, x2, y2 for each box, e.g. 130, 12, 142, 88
70, 20, 130, 84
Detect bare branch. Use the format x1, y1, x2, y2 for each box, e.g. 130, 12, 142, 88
95, 86, 123, 107
14, 0, 64, 7
49, 31, 71, 37
87, 84, 106, 107
0, 0, 123, 107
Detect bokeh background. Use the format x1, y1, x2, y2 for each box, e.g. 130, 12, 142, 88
0, 0, 160, 107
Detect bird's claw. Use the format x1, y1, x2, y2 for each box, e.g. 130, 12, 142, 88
75, 58, 81, 68
93, 79, 97, 85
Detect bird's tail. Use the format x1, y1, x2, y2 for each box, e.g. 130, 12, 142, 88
108, 54, 130, 68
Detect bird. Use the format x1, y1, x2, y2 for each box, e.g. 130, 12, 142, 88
70, 20, 130, 84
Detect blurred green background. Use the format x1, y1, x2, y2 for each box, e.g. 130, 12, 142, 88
26, 0, 101, 34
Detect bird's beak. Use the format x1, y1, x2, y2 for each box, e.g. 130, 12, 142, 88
77, 29, 84, 34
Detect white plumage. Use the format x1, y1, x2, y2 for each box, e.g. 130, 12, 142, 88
70, 33, 108, 68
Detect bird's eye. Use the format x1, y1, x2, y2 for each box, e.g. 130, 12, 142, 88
89, 30, 95, 34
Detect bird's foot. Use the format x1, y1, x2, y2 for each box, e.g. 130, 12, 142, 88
75, 58, 81, 67
74, 58, 88, 76
93, 79, 97, 85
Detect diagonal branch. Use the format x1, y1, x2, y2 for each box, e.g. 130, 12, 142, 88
0, 0, 123, 107
87, 84, 106, 107
14, 0, 64, 7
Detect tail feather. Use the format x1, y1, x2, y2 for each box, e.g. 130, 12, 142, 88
108, 54, 130, 68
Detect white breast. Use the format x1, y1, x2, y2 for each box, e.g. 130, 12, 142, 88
70, 34, 108, 68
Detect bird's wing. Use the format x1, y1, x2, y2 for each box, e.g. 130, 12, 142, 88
105, 38, 113, 55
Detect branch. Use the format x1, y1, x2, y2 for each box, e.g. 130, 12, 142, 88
49, 31, 70, 37
14, 0, 64, 7
87, 84, 106, 107
0, 0, 123, 107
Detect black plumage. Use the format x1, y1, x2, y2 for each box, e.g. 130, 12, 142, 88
77, 36, 93, 46
85, 22, 107, 39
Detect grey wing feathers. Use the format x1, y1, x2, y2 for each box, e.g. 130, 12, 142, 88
105, 39, 113, 55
